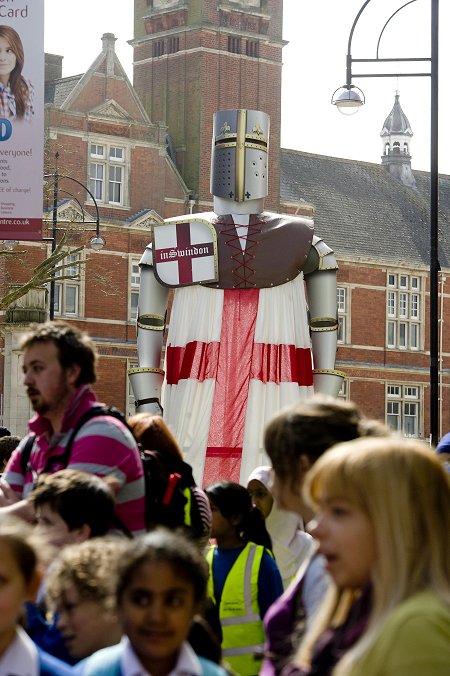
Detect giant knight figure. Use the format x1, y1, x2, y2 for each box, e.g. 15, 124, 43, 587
129, 109, 344, 485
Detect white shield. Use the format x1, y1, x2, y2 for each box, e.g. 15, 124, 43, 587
152, 219, 218, 287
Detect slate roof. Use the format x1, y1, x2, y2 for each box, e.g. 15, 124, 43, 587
280, 148, 450, 270
45, 75, 83, 106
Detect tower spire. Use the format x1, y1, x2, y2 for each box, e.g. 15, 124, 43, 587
380, 92, 416, 188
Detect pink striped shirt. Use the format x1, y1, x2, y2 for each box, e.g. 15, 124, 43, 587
2, 385, 145, 535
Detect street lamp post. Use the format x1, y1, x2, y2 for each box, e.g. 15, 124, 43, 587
44, 154, 105, 320
331, 0, 440, 446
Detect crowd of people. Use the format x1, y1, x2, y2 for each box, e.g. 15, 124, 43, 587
0, 320, 448, 675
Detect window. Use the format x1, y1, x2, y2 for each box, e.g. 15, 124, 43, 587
246, 40, 259, 57
228, 36, 241, 53
337, 286, 348, 343
54, 252, 82, 317
386, 384, 420, 437
89, 163, 104, 201
89, 142, 126, 207
338, 378, 348, 401
168, 36, 179, 53
386, 273, 422, 350
90, 143, 104, 158
130, 259, 140, 321
109, 165, 123, 204
153, 40, 165, 57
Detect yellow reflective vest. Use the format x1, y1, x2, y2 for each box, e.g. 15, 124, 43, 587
206, 542, 266, 676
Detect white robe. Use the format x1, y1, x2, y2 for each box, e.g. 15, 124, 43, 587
163, 272, 314, 485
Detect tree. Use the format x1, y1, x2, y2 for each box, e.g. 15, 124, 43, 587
0, 234, 83, 310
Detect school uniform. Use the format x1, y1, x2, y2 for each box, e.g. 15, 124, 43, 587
0, 626, 73, 675
75, 637, 228, 676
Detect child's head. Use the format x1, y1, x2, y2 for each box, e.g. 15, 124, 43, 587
304, 436, 450, 605
0, 435, 20, 473
127, 413, 183, 461
46, 538, 126, 660
29, 469, 115, 547
264, 395, 390, 517
115, 529, 209, 675
205, 480, 272, 550
247, 466, 274, 519
0, 516, 41, 645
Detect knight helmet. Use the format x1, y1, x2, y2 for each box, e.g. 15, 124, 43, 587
211, 109, 269, 202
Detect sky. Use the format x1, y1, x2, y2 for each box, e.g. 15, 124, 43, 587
44, 0, 450, 174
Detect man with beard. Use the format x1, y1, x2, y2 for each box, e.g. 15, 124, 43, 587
0, 320, 145, 535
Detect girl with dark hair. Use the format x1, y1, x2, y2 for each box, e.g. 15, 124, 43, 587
0, 25, 34, 120
127, 412, 212, 546
260, 395, 391, 676
205, 481, 283, 676
127, 412, 184, 461
77, 529, 228, 676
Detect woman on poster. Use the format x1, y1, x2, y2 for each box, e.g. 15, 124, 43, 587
0, 25, 34, 121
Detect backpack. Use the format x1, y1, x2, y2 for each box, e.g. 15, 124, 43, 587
19, 405, 207, 540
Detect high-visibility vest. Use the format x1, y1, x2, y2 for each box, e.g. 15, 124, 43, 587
206, 543, 266, 676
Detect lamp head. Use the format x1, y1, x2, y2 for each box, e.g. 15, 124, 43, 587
331, 85, 365, 115
89, 235, 105, 251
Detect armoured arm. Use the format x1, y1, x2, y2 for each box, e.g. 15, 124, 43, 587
128, 245, 169, 414
304, 236, 345, 397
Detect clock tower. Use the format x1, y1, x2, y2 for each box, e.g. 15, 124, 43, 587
132, 0, 283, 210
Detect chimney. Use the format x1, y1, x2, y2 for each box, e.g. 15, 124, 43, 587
102, 33, 117, 77
45, 53, 63, 82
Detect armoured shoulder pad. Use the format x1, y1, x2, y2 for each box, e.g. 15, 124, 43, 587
311, 235, 338, 271
139, 244, 153, 267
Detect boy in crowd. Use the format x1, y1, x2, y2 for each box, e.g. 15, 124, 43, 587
25, 469, 118, 663
0, 434, 21, 473
29, 468, 116, 547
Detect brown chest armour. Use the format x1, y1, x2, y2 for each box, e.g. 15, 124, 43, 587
202, 212, 314, 289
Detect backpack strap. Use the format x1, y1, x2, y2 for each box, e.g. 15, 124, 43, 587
19, 434, 37, 476
41, 406, 129, 474
23, 406, 134, 539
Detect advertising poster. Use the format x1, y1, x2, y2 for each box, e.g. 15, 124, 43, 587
0, 0, 44, 240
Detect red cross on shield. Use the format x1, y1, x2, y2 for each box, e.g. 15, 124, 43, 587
152, 219, 218, 287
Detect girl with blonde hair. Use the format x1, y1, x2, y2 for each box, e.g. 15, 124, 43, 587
290, 436, 450, 676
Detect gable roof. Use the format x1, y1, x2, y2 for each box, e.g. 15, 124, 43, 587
45, 74, 82, 106
45, 33, 150, 124
280, 148, 450, 270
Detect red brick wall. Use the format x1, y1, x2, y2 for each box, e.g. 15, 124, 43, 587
133, 0, 282, 210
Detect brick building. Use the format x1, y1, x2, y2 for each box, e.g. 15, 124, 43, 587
132, 0, 282, 210
0, 33, 189, 435
281, 144, 450, 439
130, 0, 450, 441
